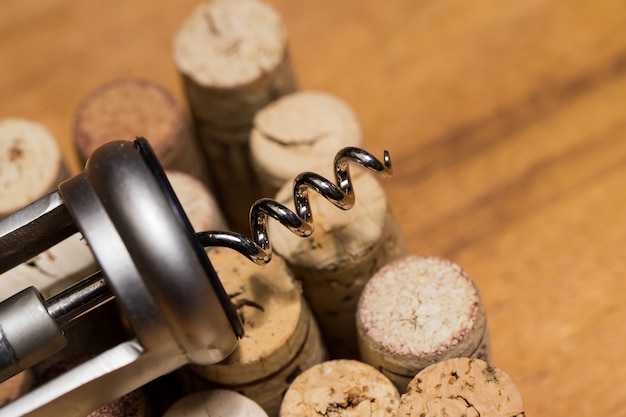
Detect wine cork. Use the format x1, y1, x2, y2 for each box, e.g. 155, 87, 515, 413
0, 117, 68, 218
0, 122, 92, 298
279, 359, 399, 417
250, 91, 363, 197
191, 248, 326, 416
271, 168, 406, 358
166, 170, 227, 231
163, 390, 268, 417
399, 358, 525, 417
356, 255, 491, 392
73, 78, 209, 184
173, 0, 298, 232
0, 371, 33, 406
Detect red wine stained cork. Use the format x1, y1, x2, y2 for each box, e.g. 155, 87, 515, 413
163, 390, 268, 417
173, 0, 297, 232
399, 358, 524, 417
356, 255, 491, 392
0, 371, 33, 406
0, 118, 68, 218
271, 168, 406, 358
191, 248, 326, 416
166, 170, 227, 231
250, 91, 363, 197
73, 78, 209, 184
279, 359, 399, 417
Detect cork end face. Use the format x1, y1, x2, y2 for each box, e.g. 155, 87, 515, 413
0, 118, 63, 215
250, 90, 363, 188
280, 360, 399, 417
73, 78, 183, 163
164, 390, 268, 417
271, 169, 389, 269
399, 358, 524, 417
193, 248, 307, 384
173, 0, 287, 88
356, 255, 487, 373
86, 390, 147, 417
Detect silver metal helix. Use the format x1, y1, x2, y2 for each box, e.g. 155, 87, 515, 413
196, 146, 393, 265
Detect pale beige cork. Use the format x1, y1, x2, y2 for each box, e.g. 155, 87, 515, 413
398, 358, 525, 417
173, 0, 296, 132
279, 359, 399, 417
73, 78, 209, 185
0, 371, 33, 407
250, 91, 363, 197
356, 255, 491, 392
270, 168, 406, 358
0, 118, 68, 218
166, 170, 227, 231
173, 0, 297, 232
191, 248, 326, 416
163, 389, 268, 417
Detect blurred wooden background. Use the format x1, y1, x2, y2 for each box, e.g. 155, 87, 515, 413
2, 0, 626, 415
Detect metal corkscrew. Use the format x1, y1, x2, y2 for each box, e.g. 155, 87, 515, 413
0, 138, 392, 417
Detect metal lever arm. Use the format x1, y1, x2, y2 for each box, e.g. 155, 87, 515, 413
0, 191, 77, 274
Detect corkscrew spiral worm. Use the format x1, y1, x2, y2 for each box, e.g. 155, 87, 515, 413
196, 147, 392, 265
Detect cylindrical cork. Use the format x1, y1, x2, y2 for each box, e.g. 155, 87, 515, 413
73, 78, 209, 184
173, 0, 298, 232
356, 255, 491, 392
0, 118, 68, 218
0, 371, 33, 407
163, 390, 268, 417
0, 118, 90, 300
191, 248, 326, 417
399, 358, 524, 417
166, 170, 227, 231
270, 168, 406, 358
250, 91, 362, 197
279, 359, 399, 417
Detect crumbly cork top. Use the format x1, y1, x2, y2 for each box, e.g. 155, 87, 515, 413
173, 0, 286, 87
195, 249, 306, 384
399, 358, 524, 417
357, 255, 481, 357
270, 169, 388, 269
280, 360, 399, 417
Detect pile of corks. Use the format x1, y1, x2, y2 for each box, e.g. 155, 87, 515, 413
0, 0, 526, 416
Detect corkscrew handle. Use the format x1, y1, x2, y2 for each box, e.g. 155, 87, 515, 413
0, 139, 392, 417
196, 146, 393, 264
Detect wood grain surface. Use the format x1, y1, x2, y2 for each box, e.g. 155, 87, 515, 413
2, 1, 625, 415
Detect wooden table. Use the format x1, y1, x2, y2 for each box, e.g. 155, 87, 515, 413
2, 1, 625, 415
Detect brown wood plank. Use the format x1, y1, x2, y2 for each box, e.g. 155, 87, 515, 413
2, 1, 626, 415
